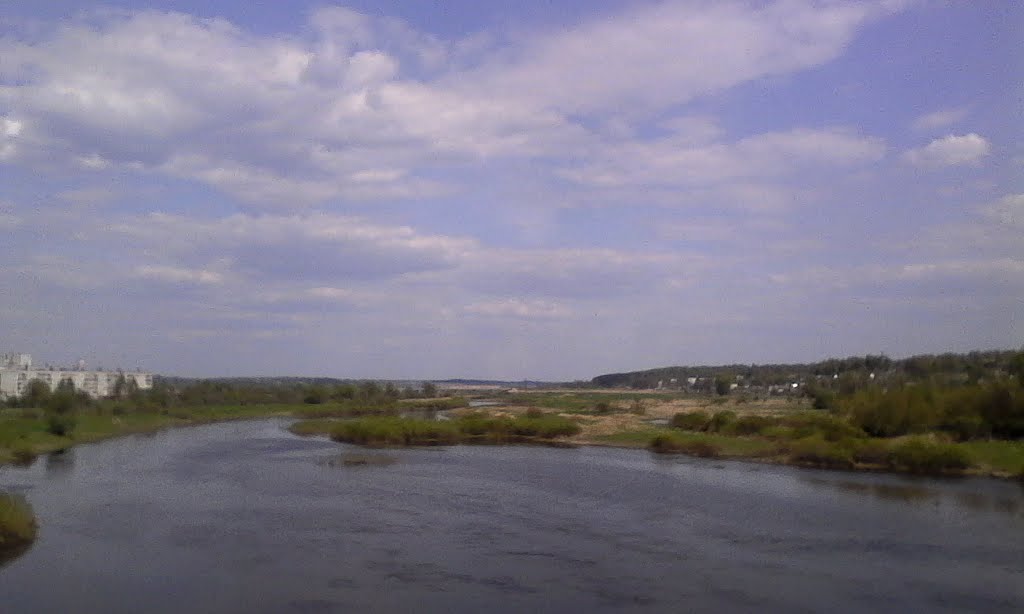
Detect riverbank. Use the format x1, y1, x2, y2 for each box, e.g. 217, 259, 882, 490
292, 392, 1024, 479
3, 394, 1021, 479
0, 494, 37, 564
0, 398, 473, 466
0, 404, 315, 465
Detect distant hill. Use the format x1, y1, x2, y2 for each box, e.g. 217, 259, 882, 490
433, 379, 557, 389
157, 376, 351, 386
591, 349, 1022, 389
156, 376, 560, 389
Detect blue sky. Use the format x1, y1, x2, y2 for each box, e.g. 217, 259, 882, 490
1, 1, 1021, 379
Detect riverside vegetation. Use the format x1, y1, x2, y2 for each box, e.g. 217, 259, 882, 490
2, 352, 1020, 569
0, 494, 37, 564
290, 410, 580, 446
0, 378, 466, 465
1, 350, 1022, 476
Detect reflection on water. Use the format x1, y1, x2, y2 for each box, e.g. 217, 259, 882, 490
0, 419, 1021, 613
44, 450, 75, 476
805, 476, 936, 503
801, 474, 1024, 518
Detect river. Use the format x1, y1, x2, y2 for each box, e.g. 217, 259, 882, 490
1, 419, 1021, 613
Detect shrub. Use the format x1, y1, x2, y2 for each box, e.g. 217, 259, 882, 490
649, 433, 720, 457
780, 412, 865, 442
851, 439, 890, 465
707, 410, 736, 433
504, 415, 581, 439
759, 425, 795, 440
524, 407, 544, 419
10, 444, 36, 466
887, 437, 971, 474
724, 415, 773, 436
940, 414, 986, 442
594, 401, 613, 414
670, 411, 709, 431
45, 414, 76, 437
0, 494, 38, 552
788, 435, 854, 469
327, 414, 580, 447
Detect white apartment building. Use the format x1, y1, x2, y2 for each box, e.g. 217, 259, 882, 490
0, 353, 153, 400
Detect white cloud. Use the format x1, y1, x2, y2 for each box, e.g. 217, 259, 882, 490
458, 0, 898, 115
911, 108, 968, 132
464, 298, 571, 320
770, 258, 1024, 289
559, 127, 885, 189
463, 247, 690, 298
981, 193, 1024, 228
0, 2, 901, 208
112, 212, 478, 281
0, 116, 23, 160
903, 133, 991, 167
133, 265, 224, 285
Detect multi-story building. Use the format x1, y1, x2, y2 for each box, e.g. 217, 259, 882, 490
0, 353, 153, 400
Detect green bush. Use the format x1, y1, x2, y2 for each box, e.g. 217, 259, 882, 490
780, 412, 865, 442
707, 410, 736, 433
0, 493, 37, 553
649, 433, 720, 457
670, 411, 709, 431
45, 414, 76, 437
759, 425, 795, 440
10, 443, 36, 466
851, 438, 890, 465
788, 436, 854, 469
327, 414, 580, 447
887, 437, 971, 474
842, 381, 1024, 440
724, 415, 773, 436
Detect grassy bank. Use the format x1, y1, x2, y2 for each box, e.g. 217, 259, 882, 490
0, 398, 475, 465
0, 404, 318, 464
291, 412, 581, 446
0, 494, 37, 564
652, 409, 1024, 477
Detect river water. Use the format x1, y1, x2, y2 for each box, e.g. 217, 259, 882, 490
0, 419, 1021, 613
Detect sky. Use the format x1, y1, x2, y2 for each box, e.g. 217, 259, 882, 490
0, 1, 1021, 380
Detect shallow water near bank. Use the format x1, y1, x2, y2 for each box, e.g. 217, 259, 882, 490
0, 419, 1021, 613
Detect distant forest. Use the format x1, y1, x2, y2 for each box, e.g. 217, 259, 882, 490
591, 350, 1024, 390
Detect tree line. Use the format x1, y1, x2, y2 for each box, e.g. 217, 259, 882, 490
591, 349, 1023, 391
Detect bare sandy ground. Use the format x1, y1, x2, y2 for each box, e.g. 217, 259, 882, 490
453, 395, 808, 445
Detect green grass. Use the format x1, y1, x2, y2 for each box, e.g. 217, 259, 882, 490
648, 429, 777, 458
887, 437, 972, 474
958, 440, 1024, 475
0, 404, 303, 464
